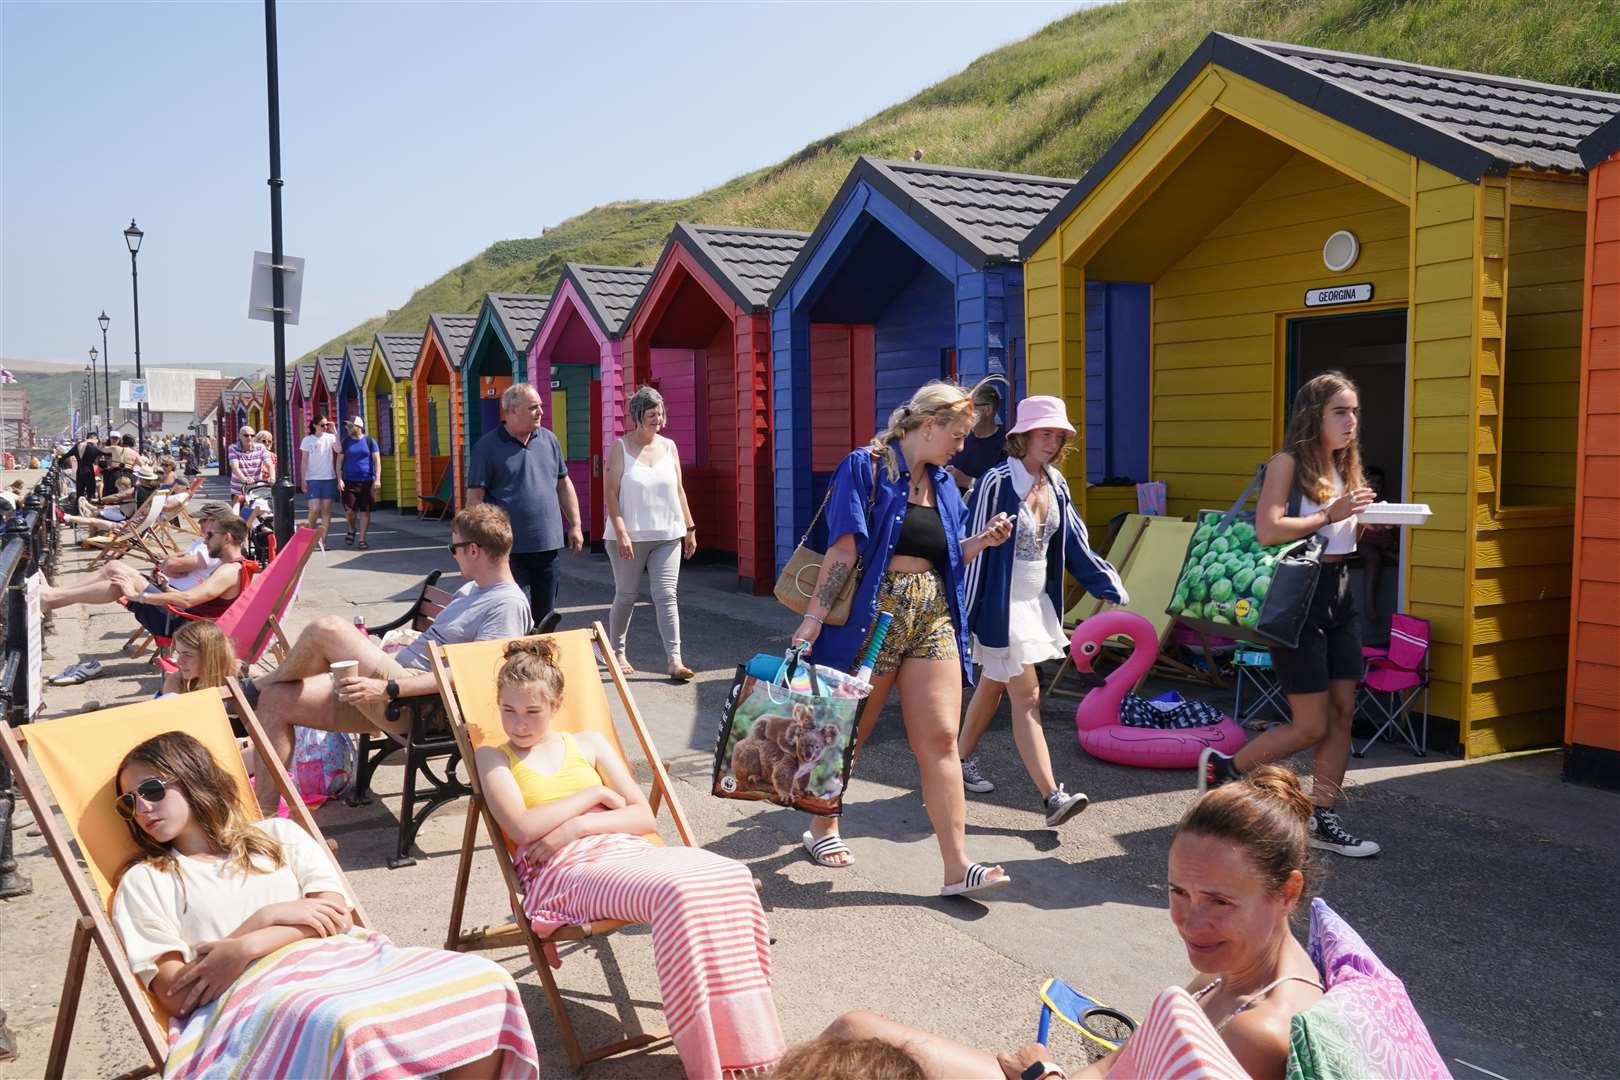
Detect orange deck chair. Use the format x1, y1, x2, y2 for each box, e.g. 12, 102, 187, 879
432, 626, 694, 1068
0, 685, 365, 1080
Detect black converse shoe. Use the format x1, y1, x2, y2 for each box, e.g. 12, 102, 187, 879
1309, 808, 1381, 858
1196, 748, 1240, 795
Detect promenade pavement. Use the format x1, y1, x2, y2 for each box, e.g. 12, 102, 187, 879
4, 480, 1616, 1079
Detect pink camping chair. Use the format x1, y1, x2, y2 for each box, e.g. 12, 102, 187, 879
1353, 613, 1429, 758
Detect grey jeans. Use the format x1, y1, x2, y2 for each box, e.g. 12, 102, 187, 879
608, 537, 683, 664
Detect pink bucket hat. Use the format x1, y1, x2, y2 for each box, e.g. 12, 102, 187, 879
1007, 395, 1076, 435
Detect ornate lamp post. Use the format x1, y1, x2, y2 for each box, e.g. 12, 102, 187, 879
86, 351, 99, 427
123, 220, 145, 452
97, 310, 111, 431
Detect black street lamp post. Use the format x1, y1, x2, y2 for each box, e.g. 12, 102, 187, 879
97, 310, 111, 433
264, 0, 294, 547
123, 220, 145, 452
86, 350, 99, 427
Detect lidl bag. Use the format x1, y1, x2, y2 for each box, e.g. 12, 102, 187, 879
713, 648, 862, 817
1166, 465, 1324, 649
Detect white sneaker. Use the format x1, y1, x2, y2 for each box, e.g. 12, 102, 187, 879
1044, 784, 1089, 827
961, 756, 995, 793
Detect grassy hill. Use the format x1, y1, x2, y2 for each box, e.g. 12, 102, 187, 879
305, 0, 1620, 359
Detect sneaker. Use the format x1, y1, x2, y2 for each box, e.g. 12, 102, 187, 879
1043, 784, 1089, 827
1310, 808, 1381, 858
961, 756, 995, 794
1196, 747, 1240, 794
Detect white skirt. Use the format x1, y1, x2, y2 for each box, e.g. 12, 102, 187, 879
973, 556, 1067, 683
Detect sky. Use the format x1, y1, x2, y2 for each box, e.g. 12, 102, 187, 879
2, 1, 1089, 371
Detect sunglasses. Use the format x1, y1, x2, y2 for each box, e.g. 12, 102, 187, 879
115, 777, 175, 819
447, 540, 474, 555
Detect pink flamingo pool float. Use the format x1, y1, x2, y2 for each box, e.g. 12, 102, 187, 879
1070, 609, 1246, 769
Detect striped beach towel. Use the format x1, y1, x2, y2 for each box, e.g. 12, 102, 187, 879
516, 832, 785, 1080
1106, 986, 1248, 1080
162, 929, 538, 1079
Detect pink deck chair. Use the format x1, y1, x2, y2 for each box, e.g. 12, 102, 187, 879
1353, 613, 1430, 758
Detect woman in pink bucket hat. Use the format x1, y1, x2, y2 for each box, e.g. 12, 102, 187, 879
960, 395, 1127, 825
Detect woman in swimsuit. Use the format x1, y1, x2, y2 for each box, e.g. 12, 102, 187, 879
820, 765, 1324, 1080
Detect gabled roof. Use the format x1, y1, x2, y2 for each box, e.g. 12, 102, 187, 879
562, 264, 653, 338
341, 344, 371, 390
1022, 33, 1620, 257
630, 224, 809, 325
427, 313, 479, 370
1579, 111, 1620, 168
299, 360, 321, 398
486, 293, 552, 357
194, 377, 231, 419
768, 157, 1074, 307
372, 332, 425, 382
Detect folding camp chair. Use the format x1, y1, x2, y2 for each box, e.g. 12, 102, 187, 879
0, 684, 365, 1080
1353, 613, 1430, 758
1049, 514, 1200, 696
433, 625, 694, 1068
1231, 647, 1293, 728
1036, 976, 1135, 1056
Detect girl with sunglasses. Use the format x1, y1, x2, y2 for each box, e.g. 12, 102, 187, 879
110, 731, 537, 1078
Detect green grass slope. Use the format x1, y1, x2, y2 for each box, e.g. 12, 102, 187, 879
304, 0, 1620, 360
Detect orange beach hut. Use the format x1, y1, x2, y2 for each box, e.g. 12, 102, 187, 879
413, 313, 477, 514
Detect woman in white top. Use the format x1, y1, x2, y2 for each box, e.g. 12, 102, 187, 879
299, 413, 340, 546
109, 730, 536, 1077
603, 386, 697, 681
1199, 370, 1380, 859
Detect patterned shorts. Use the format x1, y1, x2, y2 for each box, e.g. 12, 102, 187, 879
863, 570, 958, 677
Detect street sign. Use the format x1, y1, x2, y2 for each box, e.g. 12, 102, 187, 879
120, 379, 149, 409
249, 250, 306, 325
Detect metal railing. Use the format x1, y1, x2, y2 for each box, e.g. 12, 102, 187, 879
0, 464, 63, 898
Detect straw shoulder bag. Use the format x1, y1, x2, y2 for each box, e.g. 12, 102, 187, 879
774, 457, 877, 626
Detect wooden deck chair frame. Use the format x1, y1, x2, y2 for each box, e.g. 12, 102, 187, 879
155, 477, 207, 546
0, 681, 367, 1080
86, 488, 172, 567
76, 488, 161, 553
432, 625, 695, 1069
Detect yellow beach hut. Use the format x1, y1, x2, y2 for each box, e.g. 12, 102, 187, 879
366, 331, 425, 511
1020, 34, 1620, 757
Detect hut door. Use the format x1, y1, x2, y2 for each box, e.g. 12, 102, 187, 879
1285, 307, 1408, 644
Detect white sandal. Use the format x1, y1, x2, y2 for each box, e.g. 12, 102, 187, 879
940, 863, 1011, 898
802, 830, 853, 868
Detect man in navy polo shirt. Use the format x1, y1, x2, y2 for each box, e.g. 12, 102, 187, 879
466, 382, 583, 625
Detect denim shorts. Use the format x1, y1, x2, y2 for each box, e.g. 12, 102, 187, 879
306, 477, 339, 501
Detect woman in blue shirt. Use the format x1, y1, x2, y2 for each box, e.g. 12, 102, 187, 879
791, 381, 1014, 898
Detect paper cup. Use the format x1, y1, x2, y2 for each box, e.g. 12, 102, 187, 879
329, 659, 359, 696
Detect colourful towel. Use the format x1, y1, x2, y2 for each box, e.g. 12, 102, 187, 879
517, 832, 785, 1079
162, 929, 538, 1079
1105, 986, 1248, 1080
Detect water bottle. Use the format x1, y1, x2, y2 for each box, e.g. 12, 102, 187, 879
354, 614, 366, 635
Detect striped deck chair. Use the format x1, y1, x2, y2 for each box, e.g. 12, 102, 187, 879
420, 465, 454, 520
0, 685, 361, 1080
85, 488, 172, 567
433, 626, 695, 1068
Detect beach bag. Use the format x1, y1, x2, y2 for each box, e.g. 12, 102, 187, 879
713, 648, 862, 817
1166, 465, 1324, 649
773, 457, 875, 626
291, 725, 356, 806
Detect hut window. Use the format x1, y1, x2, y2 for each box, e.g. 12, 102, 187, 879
400, 382, 413, 455
1499, 204, 1584, 509
427, 400, 440, 456
376, 393, 394, 455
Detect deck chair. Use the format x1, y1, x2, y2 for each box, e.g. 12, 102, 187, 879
85, 488, 172, 566
420, 465, 454, 520
0, 684, 366, 1080
433, 625, 694, 1068
1049, 514, 1200, 696
157, 476, 207, 542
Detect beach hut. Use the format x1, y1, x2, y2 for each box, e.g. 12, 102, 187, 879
310, 355, 338, 432
623, 223, 808, 592
338, 344, 368, 425
245, 380, 264, 432
282, 367, 303, 484
413, 313, 477, 514
366, 332, 425, 510
461, 293, 551, 481
1567, 119, 1620, 787
527, 263, 653, 541
768, 157, 1147, 566
295, 360, 318, 436
1018, 33, 1620, 757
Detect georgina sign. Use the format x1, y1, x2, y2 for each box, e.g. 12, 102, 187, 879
1304, 283, 1373, 308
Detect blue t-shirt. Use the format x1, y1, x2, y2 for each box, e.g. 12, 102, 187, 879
340, 434, 379, 483
948, 427, 1006, 486
467, 424, 567, 554
811, 446, 974, 685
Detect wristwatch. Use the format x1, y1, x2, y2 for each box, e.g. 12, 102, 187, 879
1021, 1062, 1066, 1080
385, 679, 400, 702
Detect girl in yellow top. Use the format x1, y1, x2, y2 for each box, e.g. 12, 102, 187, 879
473, 639, 784, 1080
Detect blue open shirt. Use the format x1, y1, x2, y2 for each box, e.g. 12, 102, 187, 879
812, 446, 975, 685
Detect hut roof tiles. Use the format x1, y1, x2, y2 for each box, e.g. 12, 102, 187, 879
487, 293, 552, 356
316, 354, 344, 394
193, 378, 231, 419
563, 264, 653, 337
373, 333, 424, 381
296, 361, 318, 398
666, 223, 809, 314
428, 313, 479, 370
341, 345, 372, 388
1023, 32, 1620, 257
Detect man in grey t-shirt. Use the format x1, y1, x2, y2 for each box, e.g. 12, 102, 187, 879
466, 383, 583, 627
247, 504, 533, 813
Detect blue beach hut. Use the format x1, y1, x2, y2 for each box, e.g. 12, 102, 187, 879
461, 292, 551, 460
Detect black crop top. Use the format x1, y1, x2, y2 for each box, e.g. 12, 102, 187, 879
892, 502, 948, 566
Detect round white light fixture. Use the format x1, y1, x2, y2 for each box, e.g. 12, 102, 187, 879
1323, 229, 1360, 273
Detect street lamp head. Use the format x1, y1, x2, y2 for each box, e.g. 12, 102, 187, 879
89, 346, 98, 362
98, 310, 110, 332
124, 219, 143, 255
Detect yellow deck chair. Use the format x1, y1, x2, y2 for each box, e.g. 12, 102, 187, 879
1049, 514, 1199, 696
432, 625, 695, 1069
0, 684, 365, 1080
